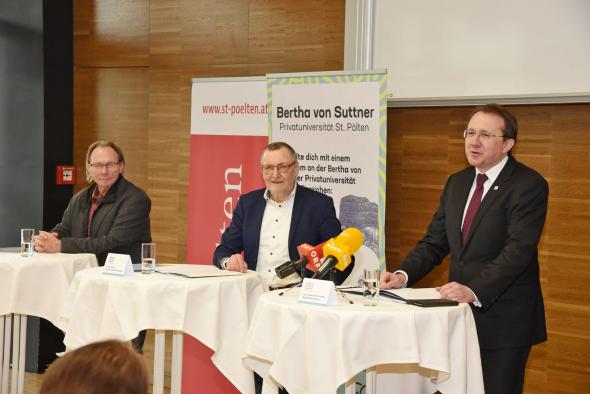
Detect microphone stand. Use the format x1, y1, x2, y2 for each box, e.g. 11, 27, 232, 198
336, 288, 355, 304
330, 267, 354, 304
277, 256, 309, 297
278, 262, 306, 297
278, 281, 302, 296
300, 257, 306, 283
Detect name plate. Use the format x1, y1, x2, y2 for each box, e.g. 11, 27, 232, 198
103, 253, 133, 276
298, 278, 337, 306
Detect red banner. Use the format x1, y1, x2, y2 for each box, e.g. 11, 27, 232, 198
184, 77, 267, 393
187, 135, 267, 264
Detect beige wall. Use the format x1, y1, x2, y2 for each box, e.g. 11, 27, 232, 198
72, 1, 589, 391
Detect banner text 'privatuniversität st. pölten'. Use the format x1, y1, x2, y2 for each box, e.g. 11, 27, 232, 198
268, 70, 388, 272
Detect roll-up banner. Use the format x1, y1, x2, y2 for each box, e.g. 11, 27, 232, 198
187, 76, 268, 394
268, 70, 388, 277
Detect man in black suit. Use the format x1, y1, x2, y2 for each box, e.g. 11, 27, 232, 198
380, 104, 548, 394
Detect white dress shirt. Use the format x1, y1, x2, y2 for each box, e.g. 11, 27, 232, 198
256, 185, 297, 283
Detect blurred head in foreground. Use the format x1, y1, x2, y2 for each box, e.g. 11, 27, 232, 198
40, 340, 148, 394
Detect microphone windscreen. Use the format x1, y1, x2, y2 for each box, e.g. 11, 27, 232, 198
323, 227, 365, 272
301, 242, 324, 272
336, 227, 364, 254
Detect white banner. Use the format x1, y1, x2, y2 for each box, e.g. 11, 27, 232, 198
191, 77, 268, 136
269, 70, 387, 269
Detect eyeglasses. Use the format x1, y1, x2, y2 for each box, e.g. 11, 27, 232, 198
463, 129, 505, 140
89, 162, 120, 170
261, 161, 296, 174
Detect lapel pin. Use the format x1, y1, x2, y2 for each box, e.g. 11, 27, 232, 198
494, 186, 499, 190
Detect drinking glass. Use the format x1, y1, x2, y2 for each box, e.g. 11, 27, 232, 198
20, 229, 35, 257
363, 269, 380, 306
141, 243, 156, 274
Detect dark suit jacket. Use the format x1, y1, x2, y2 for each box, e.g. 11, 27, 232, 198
52, 176, 151, 266
213, 184, 353, 282
398, 156, 548, 350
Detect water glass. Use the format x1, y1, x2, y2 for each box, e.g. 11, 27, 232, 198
20, 229, 35, 257
363, 269, 380, 306
141, 243, 156, 274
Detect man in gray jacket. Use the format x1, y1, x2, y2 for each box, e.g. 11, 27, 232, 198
34, 140, 151, 265
34, 140, 151, 352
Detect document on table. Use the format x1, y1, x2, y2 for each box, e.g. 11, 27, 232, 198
155, 264, 245, 278
338, 287, 459, 307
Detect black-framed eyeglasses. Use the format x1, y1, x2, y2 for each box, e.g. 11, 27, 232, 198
463, 129, 505, 140
89, 162, 120, 170
261, 161, 296, 174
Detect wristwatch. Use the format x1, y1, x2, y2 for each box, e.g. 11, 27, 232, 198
219, 257, 229, 270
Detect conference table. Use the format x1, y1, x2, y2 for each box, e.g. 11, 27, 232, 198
243, 287, 484, 394
56, 264, 265, 394
0, 252, 98, 394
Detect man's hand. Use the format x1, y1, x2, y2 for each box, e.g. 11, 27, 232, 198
33, 231, 62, 253
380, 271, 406, 290
226, 253, 248, 273
436, 281, 476, 303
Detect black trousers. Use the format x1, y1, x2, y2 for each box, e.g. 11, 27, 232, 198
254, 372, 289, 394
480, 345, 531, 394
131, 329, 147, 353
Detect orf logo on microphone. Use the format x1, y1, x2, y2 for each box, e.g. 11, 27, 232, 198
309, 249, 321, 265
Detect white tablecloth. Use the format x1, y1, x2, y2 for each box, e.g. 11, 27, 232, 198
56, 265, 265, 394
243, 287, 484, 394
0, 253, 98, 322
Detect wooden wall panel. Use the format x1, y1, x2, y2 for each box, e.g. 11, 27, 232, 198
149, 0, 249, 68
544, 105, 590, 393
73, 67, 149, 194
249, 0, 345, 73
525, 342, 548, 394
146, 70, 184, 262
74, 0, 149, 66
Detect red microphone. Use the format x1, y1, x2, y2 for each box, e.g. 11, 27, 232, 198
298, 242, 325, 273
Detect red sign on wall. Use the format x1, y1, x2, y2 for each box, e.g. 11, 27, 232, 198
55, 165, 77, 185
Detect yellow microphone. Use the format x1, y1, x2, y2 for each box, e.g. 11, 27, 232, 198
312, 227, 365, 279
